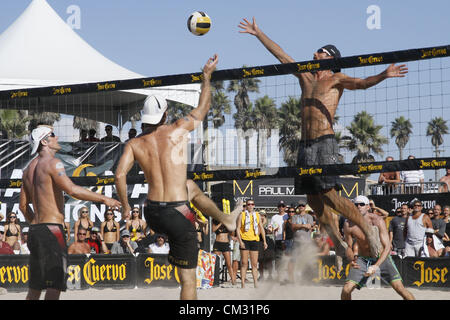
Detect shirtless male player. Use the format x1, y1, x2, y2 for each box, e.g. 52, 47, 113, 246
115, 54, 242, 300
341, 195, 414, 300
239, 17, 408, 257
19, 125, 121, 300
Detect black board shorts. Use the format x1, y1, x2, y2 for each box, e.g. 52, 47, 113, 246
213, 241, 231, 253
144, 200, 198, 269
28, 223, 68, 291
294, 134, 342, 195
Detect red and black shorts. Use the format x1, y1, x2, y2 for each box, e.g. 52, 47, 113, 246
28, 223, 68, 291
144, 200, 198, 269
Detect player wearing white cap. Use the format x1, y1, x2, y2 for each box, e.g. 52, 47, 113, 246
19, 125, 121, 300
341, 195, 414, 300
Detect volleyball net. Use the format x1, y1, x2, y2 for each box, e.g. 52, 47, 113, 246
0, 44, 449, 191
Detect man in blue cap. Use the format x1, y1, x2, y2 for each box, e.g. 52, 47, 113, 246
239, 17, 408, 258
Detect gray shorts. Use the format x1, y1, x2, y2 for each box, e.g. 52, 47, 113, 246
294, 134, 341, 195
346, 256, 402, 289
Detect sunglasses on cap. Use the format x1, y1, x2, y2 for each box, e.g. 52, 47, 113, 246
317, 48, 332, 56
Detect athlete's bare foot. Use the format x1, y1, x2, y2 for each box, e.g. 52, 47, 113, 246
222, 198, 244, 232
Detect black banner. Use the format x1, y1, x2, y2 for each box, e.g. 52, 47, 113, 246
219, 177, 365, 207
370, 193, 450, 216
0, 45, 448, 101
0, 254, 449, 291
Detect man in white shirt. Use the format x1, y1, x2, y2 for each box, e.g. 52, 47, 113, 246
148, 234, 170, 254
400, 155, 424, 194
270, 200, 287, 278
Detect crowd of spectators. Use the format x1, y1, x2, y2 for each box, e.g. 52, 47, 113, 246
78, 126, 138, 144
376, 155, 449, 194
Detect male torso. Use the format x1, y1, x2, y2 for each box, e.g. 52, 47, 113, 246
347, 213, 384, 257
23, 155, 64, 225
129, 125, 189, 202
299, 74, 343, 140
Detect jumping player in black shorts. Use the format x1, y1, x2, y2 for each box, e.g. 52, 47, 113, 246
115, 54, 242, 300
20, 125, 121, 300
239, 17, 408, 258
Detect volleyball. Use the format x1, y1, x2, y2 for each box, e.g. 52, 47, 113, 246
187, 11, 211, 36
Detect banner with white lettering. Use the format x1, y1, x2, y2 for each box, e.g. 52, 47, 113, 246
369, 193, 450, 216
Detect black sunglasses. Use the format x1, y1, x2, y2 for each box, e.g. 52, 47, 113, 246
355, 203, 366, 207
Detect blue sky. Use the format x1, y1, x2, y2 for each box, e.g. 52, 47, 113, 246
0, 0, 449, 180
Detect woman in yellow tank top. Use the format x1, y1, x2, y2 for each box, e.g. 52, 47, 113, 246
236, 199, 267, 288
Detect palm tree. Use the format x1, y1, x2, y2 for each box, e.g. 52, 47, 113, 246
29, 111, 61, 126
166, 101, 193, 124
278, 97, 302, 166
0, 110, 31, 139
227, 69, 260, 166
233, 102, 255, 166
390, 116, 412, 160
346, 111, 388, 166
253, 95, 279, 167
426, 117, 449, 180
209, 81, 231, 164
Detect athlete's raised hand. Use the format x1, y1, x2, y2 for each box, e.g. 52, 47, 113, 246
238, 17, 259, 36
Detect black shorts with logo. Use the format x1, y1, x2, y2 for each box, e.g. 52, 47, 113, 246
144, 200, 198, 269
294, 134, 342, 195
28, 223, 68, 291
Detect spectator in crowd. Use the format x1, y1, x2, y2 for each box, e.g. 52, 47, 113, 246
258, 210, 275, 282
212, 219, 235, 285
378, 156, 400, 194
100, 125, 121, 142
282, 206, 297, 283
74, 206, 94, 241
442, 206, 450, 247
369, 199, 389, 218
87, 227, 109, 254
63, 220, 71, 243
420, 228, 446, 257
111, 229, 138, 254
87, 129, 99, 142
439, 168, 450, 192
236, 199, 267, 288
431, 204, 446, 243
4, 211, 21, 248
68, 228, 91, 254
0, 226, 14, 254
148, 234, 170, 254
270, 200, 287, 279
126, 128, 137, 142
313, 232, 331, 256
400, 155, 425, 194
195, 218, 209, 250
389, 204, 409, 258
101, 207, 120, 251
287, 201, 314, 283
404, 200, 433, 257
20, 227, 30, 254
230, 230, 241, 285
78, 129, 88, 142
126, 207, 147, 243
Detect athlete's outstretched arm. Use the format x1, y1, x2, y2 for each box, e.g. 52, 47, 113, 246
337, 64, 408, 90
115, 143, 135, 220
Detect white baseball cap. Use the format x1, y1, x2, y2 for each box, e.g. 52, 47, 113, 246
353, 195, 370, 205
30, 126, 53, 155
141, 95, 168, 125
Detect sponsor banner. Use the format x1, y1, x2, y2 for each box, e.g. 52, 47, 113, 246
370, 193, 450, 216
402, 257, 450, 288
0, 255, 29, 291
0, 254, 448, 291
229, 177, 365, 206
136, 254, 180, 288
80, 254, 136, 289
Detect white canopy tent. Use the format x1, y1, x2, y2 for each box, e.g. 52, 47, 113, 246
0, 0, 200, 127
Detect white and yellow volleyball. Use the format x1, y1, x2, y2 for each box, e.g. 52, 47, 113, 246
187, 11, 211, 36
